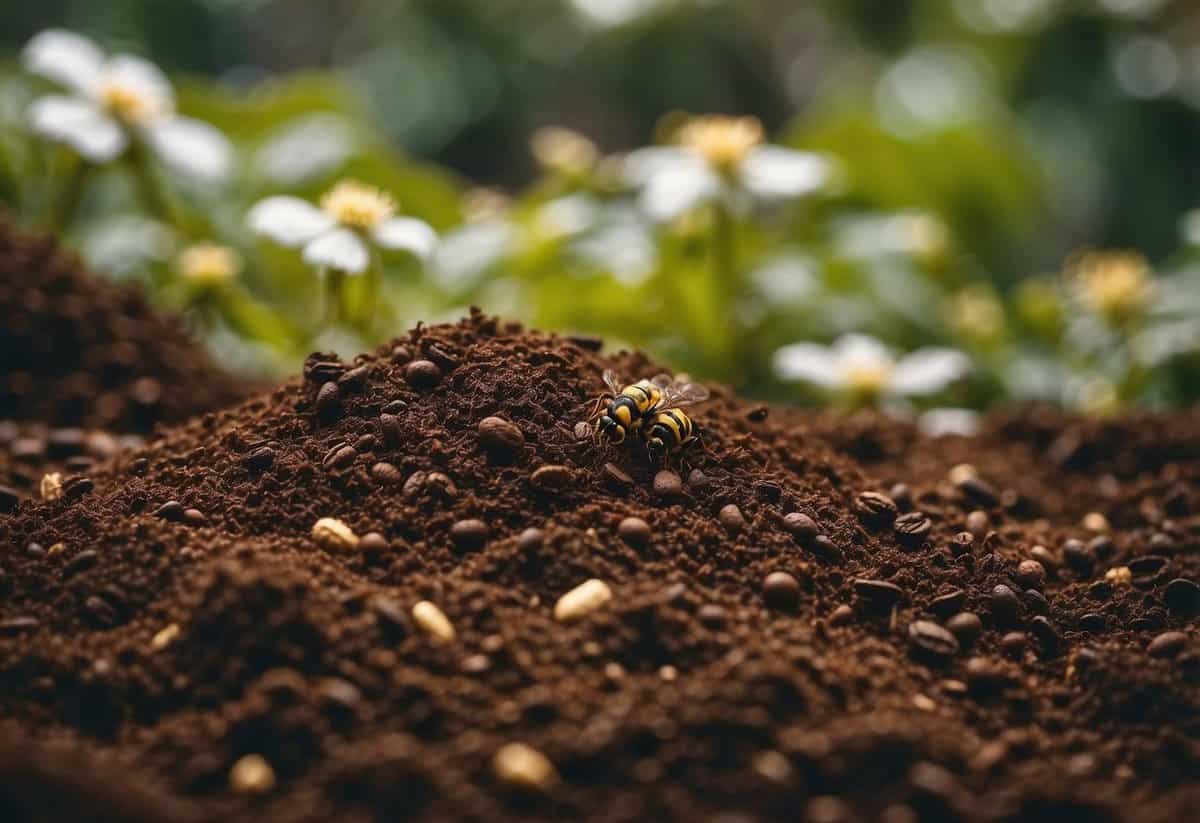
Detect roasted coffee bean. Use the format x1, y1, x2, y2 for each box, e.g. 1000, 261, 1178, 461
1029, 545, 1058, 574
183, 509, 207, 527
1000, 632, 1027, 658
82, 595, 117, 628
155, 500, 185, 522
1088, 535, 1114, 560
531, 464, 573, 494
763, 572, 801, 611
370, 462, 402, 485
853, 579, 905, 610
1148, 631, 1187, 658
378, 413, 404, 447
1015, 560, 1046, 590
965, 510, 990, 539
965, 657, 1008, 692
353, 434, 377, 453
894, 512, 933, 546
946, 612, 983, 648
404, 359, 442, 388
381, 399, 407, 415
989, 584, 1021, 627
477, 417, 525, 460
390, 345, 412, 364
359, 532, 388, 555
517, 528, 545, 553
782, 512, 818, 542
304, 358, 345, 385
0, 617, 39, 636
244, 446, 275, 472
618, 517, 652, 548
812, 535, 841, 561
337, 365, 370, 390
1062, 539, 1094, 574
907, 620, 959, 663
754, 481, 782, 502
957, 475, 999, 507
1128, 555, 1169, 582
1023, 589, 1049, 616
829, 604, 855, 626
423, 342, 461, 371
718, 504, 746, 533
315, 381, 341, 418
1029, 616, 1061, 657
855, 491, 898, 525
323, 445, 358, 471
371, 596, 409, 638
1078, 613, 1107, 632
1164, 578, 1199, 615
950, 532, 974, 557
889, 483, 913, 510
653, 470, 683, 500
449, 519, 489, 552
929, 589, 966, 618
425, 472, 458, 500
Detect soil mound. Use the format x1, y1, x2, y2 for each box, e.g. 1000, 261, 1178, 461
0, 311, 1196, 822
0, 217, 250, 502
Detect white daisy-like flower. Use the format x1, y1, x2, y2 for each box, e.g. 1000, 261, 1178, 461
255, 114, 354, 185
22, 29, 232, 182
623, 114, 831, 222
247, 179, 437, 274
773, 333, 970, 400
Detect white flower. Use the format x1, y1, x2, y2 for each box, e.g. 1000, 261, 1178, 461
773, 334, 970, 400
623, 115, 831, 222
255, 114, 354, 185
918, 408, 981, 438
22, 29, 232, 182
247, 179, 436, 274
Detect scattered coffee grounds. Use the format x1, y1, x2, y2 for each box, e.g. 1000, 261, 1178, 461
0, 311, 1196, 822
0, 217, 251, 500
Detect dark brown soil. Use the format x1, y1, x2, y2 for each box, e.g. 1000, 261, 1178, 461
0, 217, 251, 503
0, 311, 1196, 822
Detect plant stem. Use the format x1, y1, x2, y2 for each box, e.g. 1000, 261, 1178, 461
712, 201, 742, 373
44, 153, 90, 234
323, 267, 345, 329
127, 141, 186, 234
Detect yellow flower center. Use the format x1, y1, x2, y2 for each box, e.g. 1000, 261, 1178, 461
99, 78, 167, 125
1072, 251, 1154, 323
177, 244, 240, 287
320, 180, 396, 230
531, 126, 598, 177
949, 288, 1004, 341
677, 115, 763, 174
844, 363, 892, 396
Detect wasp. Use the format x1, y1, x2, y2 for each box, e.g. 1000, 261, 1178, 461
594, 370, 709, 458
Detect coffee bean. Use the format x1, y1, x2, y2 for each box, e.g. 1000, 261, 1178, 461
829, 604, 855, 626
83, 595, 117, 628
353, 434, 377, 453
477, 417, 525, 461
359, 532, 388, 555
337, 365, 369, 390
1023, 589, 1049, 615
763, 572, 801, 611
423, 342, 461, 371
907, 620, 959, 663
1062, 539, 1094, 574
855, 491, 898, 526
1015, 560, 1046, 590
698, 604, 726, 628
450, 519, 489, 552
965, 510, 990, 539
929, 589, 966, 618
155, 500, 185, 522
0, 617, 38, 636
1088, 535, 1114, 560
1029, 545, 1058, 574
1000, 632, 1026, 658
853, 579, 905, 610
653, 470, 683, 500
782, 512, 818, 542
244, 446, 275, 472
1164, 578, 1199, 615
989, 584, 1021, 627
946, 612, 983, 648
894, 512, 933, 547
1078, 613, 1106, 632
1149, 532, 1176, 554
62, 549, 98, 578
718, 504, 746, 533
304, 357, 345, 384
390, 345, 412, 364
381, 399, 407, 415
531, 464, 573, 494
378, 413, 403, 446
957, 475, 999, 507
754, 481, 782, 502
315, 381, 341, 418
812, 535, 841, 561
517, 528, 545, 553
404, 359, 442, 388
965, 657, 1008, 692
371, 596, 409, 638
618, 517, 651, 548
370, 462, 402, 485
1147, 631, 1187, 658
323, 444, 357, 472
889, 483, 913, 510
402, 471, 427, 498
949, 532, 974, 557
425, 472, 458, 500
183, 509, 207, 527
1128, 555, 1169, 583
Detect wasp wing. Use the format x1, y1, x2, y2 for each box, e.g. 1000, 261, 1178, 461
602, 369, 625, 395
660, 380, 710, 408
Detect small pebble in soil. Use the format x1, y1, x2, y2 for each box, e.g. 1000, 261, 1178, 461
312, 517, 359, 552
1015, 559, 1046, 590
404, 359, 442, 388
412, 601, 455, 642
763, 572, 801, 611
493, 742, 558, 792
653, 470, 683, 500
555, 579, 613, 622
229, 754, 276, 795
965, 510, 989, 539
358, 532, 388, 555
618, 517, 651, 548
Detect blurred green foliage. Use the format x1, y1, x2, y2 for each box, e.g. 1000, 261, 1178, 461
1, 0, 1200, 416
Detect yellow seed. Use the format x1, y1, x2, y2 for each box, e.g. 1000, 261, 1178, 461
554, 579, 613, 622
1105, 566, 1131, 585
312, 517, 359, 551
46, 542, 65, 558
40, 472, 63, 501
229, 754, 276, 794
948, 463, 978, 485
151, 623, 180, 651
412, 600, 455, 642
1082, 512, 1110, 534
493, 742, 558, 791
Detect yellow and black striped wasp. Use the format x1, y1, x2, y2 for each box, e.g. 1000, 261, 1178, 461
594, 370, 709, 462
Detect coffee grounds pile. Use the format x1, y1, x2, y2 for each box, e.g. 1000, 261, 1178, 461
0, 311, 1196, 822
0, 217, 250, 504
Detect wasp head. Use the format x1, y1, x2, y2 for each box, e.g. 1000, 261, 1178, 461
597, 415, 626, 444
646, 436, 667, 464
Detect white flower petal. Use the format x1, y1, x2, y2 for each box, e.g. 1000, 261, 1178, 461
22, 29, 105, 96
28, 95, 126, 162
303, 228, 369, 274
889, 347, 971, 396
638, 163, 720, 222
772, 342, 844, 388
145, 116, 233, 183
430, 220, 517, 291
831, 334, 895, 372
103, 54, 174, 113
247, 196, 335, 247
741, 146, 830, 200
255, 113, 354, 184
622, 146, 697, 186
917, 408, 980, 438
372, 217, 438, 260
